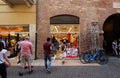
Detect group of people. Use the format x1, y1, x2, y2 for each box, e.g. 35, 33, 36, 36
43, 36, 70, 73
0, 36, 33, 78
43, 35, 79, 72
112, 39, 120, 57
0, 36, 75, 78
51, 36, 69, 64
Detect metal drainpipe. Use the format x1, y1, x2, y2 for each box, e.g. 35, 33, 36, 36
34, 0, 38, 60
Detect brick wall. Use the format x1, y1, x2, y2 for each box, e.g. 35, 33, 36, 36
37, 0, 120, 58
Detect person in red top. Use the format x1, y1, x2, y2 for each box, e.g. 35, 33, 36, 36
19, 37, 33, 76
43, 37, 52, 73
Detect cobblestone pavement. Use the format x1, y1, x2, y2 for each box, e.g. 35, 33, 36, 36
6, 57, 120, 78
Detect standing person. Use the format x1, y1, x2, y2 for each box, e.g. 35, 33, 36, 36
15, 38, 24, 64
118, 43, 120, 57
19, 37, 33, 76
60, 41, 67, 64
112, 40, 118, 56
43, 37, 52, 73
117, 39, 120, 58
0, 36, 6, 49
51, 36, 59, 62
0, 41, 11, 78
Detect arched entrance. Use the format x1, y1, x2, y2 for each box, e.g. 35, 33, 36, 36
50, 14, 79, 58
103, 13, 120, 55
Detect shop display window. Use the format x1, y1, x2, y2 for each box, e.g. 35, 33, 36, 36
0, 25, 29, 58
50, 24, 79, 58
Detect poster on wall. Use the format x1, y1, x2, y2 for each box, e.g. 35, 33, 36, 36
66, 47, 78, 58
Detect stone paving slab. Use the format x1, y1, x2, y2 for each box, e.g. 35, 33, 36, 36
6, 57, 120, 78
10, 57, 100, 65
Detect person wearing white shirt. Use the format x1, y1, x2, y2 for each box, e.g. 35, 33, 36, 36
0, 41, 11, 78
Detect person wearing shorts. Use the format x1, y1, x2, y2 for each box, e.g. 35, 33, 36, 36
19, 37, 33, 76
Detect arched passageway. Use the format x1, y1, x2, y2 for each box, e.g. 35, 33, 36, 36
103, 13, 120, 55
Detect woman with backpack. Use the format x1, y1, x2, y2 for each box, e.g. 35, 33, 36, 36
51, 36, 59, 62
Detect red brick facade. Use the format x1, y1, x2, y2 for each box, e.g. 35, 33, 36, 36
37, 0, 120, 58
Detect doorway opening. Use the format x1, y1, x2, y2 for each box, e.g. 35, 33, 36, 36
0, 25, 29, 57
103, 13, 120, 56
50, 14, 79, 59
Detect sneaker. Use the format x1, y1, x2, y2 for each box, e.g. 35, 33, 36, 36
24, 66, 28, 69
31, 66, 34, 68
28, 70, 33, 74
19, 72, 23, 76
62, 61, 65, 64
24, 66, 33, 69
46, 69, 51, 74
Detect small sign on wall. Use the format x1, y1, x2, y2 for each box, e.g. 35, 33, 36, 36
91, 22, 99, 33
91, 22, 99, 49
113, 2, 120, 8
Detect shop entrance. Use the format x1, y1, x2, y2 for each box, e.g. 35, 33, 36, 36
50, 14, 79, 59
0, 25, 29, 57
50, 24, 79, 58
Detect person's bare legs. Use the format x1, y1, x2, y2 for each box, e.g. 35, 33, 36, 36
53, 54, 56, 62
115, 50, 118, 56
19, 64, 24, 76
27, 56, 33, 74
28, 63, 32, 74
20, 65, 24, 73
62, 57, 66, 64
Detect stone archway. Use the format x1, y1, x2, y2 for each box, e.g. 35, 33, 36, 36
103, 13, 120, 55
